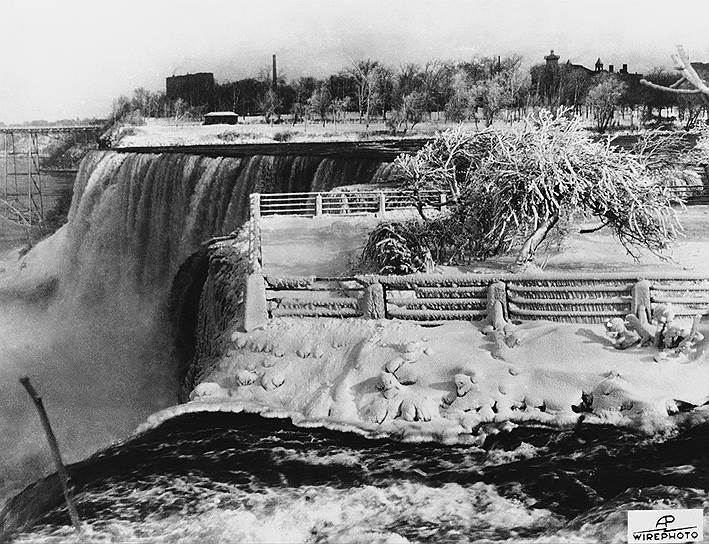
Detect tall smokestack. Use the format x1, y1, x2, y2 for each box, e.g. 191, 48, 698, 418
272, 54, 277, 90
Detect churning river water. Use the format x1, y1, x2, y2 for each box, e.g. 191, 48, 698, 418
4, 412, 708, 543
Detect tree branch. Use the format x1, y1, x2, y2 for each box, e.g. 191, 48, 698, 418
579, 221, 610, 234
641, 46, 709, 105
639, 80, 702, 94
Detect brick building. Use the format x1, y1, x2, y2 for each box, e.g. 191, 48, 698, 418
166, 72, 215, 111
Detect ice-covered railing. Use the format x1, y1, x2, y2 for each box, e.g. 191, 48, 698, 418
253, 190, 449, 217
246, 190, 709, 324
247, 193, 263, 272
246, 189, 447, 278
260, 272, 709, 324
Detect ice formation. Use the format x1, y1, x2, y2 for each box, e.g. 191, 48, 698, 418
173, 310, 709, 443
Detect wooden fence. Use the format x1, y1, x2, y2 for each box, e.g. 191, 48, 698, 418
254, 190, 448, 217
262, 273, 709, 324
246, 190, 709, 325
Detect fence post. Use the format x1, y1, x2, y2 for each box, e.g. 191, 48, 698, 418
360, 280, 386, 319
439, 192, 447, 209
631, 279, 652, 322
378, 192, 386, 216
244, 196, 267, 331
243, 272, 268, 331
250, 192, 260, 220
486, 281, 508, 329
315, 193, 323, 216
248, 193, 262, 270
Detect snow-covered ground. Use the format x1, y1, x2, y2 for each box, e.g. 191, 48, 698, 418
112, 116, 672, 148
4, 202, 709, 447
143, 205, 709, 442
112, 118, 425, 148
260, 207, 709, 277
145, 315, 709, 443
260, 214, 411, 277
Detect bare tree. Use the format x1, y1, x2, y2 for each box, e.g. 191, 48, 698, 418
347, 59, 379, 125
587, 76, 627, 133
307, 84, 332, 127
397, 63, 422, 97
371, 65, 395, 120
421, 60, 455, 120
640, 46, 709, 108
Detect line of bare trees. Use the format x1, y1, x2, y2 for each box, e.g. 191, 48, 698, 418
111, 52, 709, 134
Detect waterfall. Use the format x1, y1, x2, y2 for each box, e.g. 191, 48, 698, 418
62, 150, 396, 297
0, 147, 397, 506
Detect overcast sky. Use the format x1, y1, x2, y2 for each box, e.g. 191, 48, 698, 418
1, 0, 708, 123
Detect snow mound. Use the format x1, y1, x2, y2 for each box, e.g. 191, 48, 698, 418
144, 316, 709, 442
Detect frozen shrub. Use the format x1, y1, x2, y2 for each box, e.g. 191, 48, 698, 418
361, 221, 431, 274
273, 131, 293, 142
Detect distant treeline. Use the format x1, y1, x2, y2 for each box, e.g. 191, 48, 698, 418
111, 55, 709, 133
0, 118, 107, 128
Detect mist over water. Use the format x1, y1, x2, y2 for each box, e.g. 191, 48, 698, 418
0, 298, 177, 504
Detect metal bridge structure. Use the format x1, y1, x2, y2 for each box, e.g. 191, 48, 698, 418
0, 125, 103, 228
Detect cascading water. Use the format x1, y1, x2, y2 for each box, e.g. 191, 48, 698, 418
0, 148, 398, 524
64, 150, 397, 295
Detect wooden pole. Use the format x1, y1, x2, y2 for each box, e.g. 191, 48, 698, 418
19, 377, 82, 533
3, 133, 7, 200
27, 145, 32, 227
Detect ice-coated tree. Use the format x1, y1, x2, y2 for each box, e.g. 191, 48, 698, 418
347, 58, 380, 125
331, 96, 353, 125
640, 46, 709, 127
386, 91, 428, 134
587, 76, 627, 133
257, 89, 283, 124
307, 84, 332, 127
640, 46, 709, 108
378, 111, 682, 269
470, 78, 505, 127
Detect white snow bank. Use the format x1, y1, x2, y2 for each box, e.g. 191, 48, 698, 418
139, 317, 709, 442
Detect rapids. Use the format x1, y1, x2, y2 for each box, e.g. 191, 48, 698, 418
3, 412, 708, 543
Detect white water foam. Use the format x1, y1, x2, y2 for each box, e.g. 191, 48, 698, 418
14, 480, 559, 543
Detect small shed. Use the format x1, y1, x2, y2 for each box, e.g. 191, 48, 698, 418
203, 111, 239, 125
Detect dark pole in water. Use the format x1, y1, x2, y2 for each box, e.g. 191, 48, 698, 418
19, 377, 82, 533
